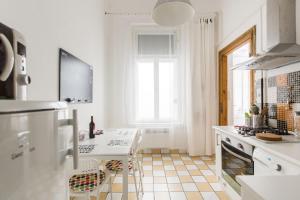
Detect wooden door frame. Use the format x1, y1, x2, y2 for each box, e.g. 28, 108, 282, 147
218, 26, 256, 125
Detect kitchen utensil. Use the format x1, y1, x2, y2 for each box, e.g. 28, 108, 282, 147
256, 133, 282, 141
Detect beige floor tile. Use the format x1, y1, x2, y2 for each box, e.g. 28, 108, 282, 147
205, 175, 218, 183
154, 177, 167, 183
179, 175, 193, 183
155, 192, 170, 200
163, 160, 174, 165
216, 191, 230, 200
172, 157, 182, 161
128, 192, 137, 200
183, 160, 194, 165
170, 149, 179, 154
151, 149, 161, 154
144, 170, 153, 176
112, 183, 123, 192
196, 183, 213, 192
168, 183, 183, 192
128, 176, 135, 184
191, 156, 201, 160
204, 160, 215, 165
185, 192, 203, 200
153, 165, 164, 170
180, 154, 189, 158
176, 165, 187, 171
189, 170, 202, 176
197, 165, 209, 170
143, 161, 153, 166
99, 192, 108, 200
166, 171, 177, 177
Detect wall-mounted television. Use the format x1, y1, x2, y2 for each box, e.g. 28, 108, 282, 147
59, 48, 93, 103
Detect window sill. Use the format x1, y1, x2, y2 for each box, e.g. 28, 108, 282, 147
130, 121, 184, 128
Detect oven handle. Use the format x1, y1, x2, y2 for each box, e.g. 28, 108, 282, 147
222, 143, 252, 163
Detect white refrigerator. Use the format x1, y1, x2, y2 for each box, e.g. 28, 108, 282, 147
0, 101, 73, 200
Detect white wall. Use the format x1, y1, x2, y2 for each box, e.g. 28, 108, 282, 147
218, 0, 264, 48
0, 0, 107, 129
104, 1, 220, 123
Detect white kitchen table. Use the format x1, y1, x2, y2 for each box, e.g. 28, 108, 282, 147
79, 129, 138, 200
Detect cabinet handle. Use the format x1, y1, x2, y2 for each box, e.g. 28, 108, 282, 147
238, 143, 244, 150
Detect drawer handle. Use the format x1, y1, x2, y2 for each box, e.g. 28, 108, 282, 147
273, 164, 282, 172
29, 147, 36, 152
11, 151, 23, 160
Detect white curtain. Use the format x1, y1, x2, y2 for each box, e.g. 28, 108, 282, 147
107, 14, 217, 155
184, 16, 218, 156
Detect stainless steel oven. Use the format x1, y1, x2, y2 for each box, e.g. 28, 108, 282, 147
221, 138, 254, 194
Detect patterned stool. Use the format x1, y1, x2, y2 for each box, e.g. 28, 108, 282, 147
69, 170, 106, 193
105, 160, 134, 172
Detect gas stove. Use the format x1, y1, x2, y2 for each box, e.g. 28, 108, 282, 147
234, 126, 290, 137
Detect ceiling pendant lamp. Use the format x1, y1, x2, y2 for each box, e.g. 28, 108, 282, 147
152, 0, 195, 26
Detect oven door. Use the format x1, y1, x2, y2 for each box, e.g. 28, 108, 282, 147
221, 141, 254, 194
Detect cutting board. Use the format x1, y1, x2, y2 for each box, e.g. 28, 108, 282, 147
256, 133, 282, 141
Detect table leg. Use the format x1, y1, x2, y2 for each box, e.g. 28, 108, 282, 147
123, 157, 129, 200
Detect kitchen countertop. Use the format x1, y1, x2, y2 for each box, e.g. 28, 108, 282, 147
213, 126, 300, 166
214, 126, 300, 200
236, 175, 300, 200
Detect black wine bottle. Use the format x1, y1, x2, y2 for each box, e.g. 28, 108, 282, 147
89, 115, 95, 139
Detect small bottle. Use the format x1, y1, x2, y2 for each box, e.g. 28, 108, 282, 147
89, 115, 95, 139
294, 111, 300, 137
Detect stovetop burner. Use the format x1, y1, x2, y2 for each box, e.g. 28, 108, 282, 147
234, 126, 290, 137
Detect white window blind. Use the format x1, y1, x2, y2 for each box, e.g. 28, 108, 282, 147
137, 34, 175, 56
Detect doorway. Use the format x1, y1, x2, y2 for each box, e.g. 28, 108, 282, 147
218, 27, 256, 125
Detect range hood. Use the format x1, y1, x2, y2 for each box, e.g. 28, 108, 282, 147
233, 0, 300, 70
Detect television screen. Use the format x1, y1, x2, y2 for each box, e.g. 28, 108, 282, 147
59, 49, 93, 103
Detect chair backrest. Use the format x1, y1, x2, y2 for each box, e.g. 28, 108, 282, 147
57, 109, 79, 169
131, 131, 143, 155
67, 157, 99, 178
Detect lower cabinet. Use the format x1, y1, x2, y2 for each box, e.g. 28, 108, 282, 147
215, 130, 222, 178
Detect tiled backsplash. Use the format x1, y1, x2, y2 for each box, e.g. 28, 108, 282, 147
255, 69, 300, 131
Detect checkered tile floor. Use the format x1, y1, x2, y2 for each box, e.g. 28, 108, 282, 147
89, 153, 229, 200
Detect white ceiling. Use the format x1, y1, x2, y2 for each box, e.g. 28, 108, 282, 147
105, 0, 221, 13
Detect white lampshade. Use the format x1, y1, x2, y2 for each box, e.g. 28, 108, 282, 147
152, 0, 195, 26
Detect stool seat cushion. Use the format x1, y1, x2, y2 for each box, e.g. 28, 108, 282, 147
69, 170, 106, 193
105, 160, 133, 172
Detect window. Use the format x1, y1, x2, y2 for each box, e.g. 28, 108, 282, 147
134, 30, 179, 123
230, 43, 251, 125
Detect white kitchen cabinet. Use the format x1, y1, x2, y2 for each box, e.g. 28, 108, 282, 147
215, 130, 222, 179
253, 148, 300, 176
